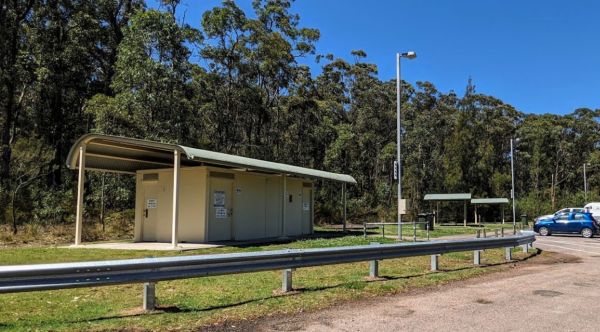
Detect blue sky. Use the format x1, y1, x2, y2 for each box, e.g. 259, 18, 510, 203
156, 0, 600, 115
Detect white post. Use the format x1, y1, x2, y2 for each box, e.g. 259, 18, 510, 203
511, 138, 516, 234
396, 52, 403, 241
282, 175, 287, 235
171, 150, 180, 248
311, 182, 315, 234
474, 205, 478, 224
342, 182, 347, 232
463, 201, 467, 227
584, 163, 588, 202
74, 146, 86, 246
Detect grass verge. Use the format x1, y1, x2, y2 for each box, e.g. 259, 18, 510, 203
0, 236, 536, 331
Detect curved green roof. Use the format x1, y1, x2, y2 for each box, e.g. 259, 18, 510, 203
67, 134, 356, 184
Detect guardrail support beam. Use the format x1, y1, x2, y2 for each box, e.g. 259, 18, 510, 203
431, 255, 439, 271
143, 282, 156, 311
505, 247, 512, 261
282, 268, 293, 292
369, 260, 379, 278
474, 250, 481, 265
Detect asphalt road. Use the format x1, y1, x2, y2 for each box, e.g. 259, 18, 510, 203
244, 234, 600, 332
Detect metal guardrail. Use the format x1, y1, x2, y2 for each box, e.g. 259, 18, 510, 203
0, 234, 535, 310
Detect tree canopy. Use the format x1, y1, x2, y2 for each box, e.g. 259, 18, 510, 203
1, 0, 599, 231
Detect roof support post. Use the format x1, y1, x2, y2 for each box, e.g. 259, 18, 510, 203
474, 205, 478, 224
502, 208, 505, 224
171, 150, 180, 248
342, 182, 347, 233
74, 146, 86, 246
463, 201, 467, 227
311, 182, 315, 234
282, 175, 287, 236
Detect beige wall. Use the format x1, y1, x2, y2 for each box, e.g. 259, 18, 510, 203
233, 173, 267, 240
265, 176, 283, 237
135, 166, 313, 243
135, 167, 207, 243
285, 178, 303, 236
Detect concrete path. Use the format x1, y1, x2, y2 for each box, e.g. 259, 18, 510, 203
240, 234, 600, 332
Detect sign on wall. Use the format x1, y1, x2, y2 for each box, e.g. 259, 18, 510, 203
303, 202, 310, 211
213, 191, 225, 207
215, 207, 228, 219
146, 199, 157, 209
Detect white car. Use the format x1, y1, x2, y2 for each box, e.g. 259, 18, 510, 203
584, 203, 600, 220
535, 207, 585, 222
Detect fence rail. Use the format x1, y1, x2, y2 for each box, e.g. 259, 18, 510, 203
0, 233, 535, 310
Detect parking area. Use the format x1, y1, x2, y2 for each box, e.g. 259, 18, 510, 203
535, 233, 600, 257
239, 234, 600, 332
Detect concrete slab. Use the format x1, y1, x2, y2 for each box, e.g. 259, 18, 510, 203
64, 242, 222, 251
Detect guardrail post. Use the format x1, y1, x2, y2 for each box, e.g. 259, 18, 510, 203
143, 282, 156, 311
382, 224, 385, 238
501, 227, 505, 237
282, 268, 293, 292
369, 242, 380, 278
431, 255, 439, 271
495, 229, 499, 237
426, 223, 430, 241
505, 247, 512, 261
482, 229, 487, 238
474, 250, 481, 265
369, 260, 379, 278
476, 230, 481, 238
363, 223, 367, 238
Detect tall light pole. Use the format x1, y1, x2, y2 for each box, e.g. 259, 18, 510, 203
510, 138, 519, 234
584, 162, 589, 202
396, 51, 416, 241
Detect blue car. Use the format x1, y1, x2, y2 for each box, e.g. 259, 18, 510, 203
534, 211, 599, 238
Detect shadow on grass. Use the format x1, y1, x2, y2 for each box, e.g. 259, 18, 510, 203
30, 249, 542, 328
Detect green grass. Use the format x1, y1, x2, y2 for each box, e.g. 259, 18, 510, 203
0, 236, 535, 331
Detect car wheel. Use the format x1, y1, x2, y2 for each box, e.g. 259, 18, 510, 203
581, 228, 593, 238
539, 227, 550, 236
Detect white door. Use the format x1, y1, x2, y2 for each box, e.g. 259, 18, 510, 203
142, 182, 159, 241
208, 177, 233, 241
302, 186, 312, 234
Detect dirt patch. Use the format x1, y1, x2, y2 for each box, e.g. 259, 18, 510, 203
199, 249, 575, 332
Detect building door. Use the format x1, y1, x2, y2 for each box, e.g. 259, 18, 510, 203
142, 181, 160, 241
301, 186, 312, 234
208, 176, 234, 241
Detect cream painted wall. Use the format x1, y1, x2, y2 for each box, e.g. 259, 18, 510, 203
265, 176, 283, 237
136, 167, 207, 243
135, 166, 313, 243
285, 178, 303, 236
233, 173, 267, 240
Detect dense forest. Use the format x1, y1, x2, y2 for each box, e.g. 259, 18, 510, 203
1, 0, 599, 234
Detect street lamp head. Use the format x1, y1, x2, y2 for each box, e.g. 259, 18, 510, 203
401, 51, 417, 59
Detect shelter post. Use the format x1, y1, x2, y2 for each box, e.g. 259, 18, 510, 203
311, 182, 315, 233
282, 174, 287, 235
463, 201, 467, 227
342, 182, 347, 232
474, 205, 478, 224
74, 145, 86, 245
171, 150, 180, 248
502, 208, 505, 224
